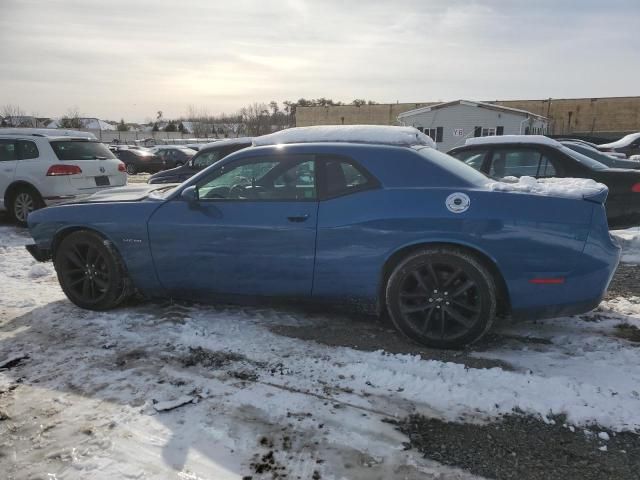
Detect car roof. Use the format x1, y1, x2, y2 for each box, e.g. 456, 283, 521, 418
0, 128, 97, 139
253, 126, 436, 148
465, 135, 562, 148
198, 137, 254, 151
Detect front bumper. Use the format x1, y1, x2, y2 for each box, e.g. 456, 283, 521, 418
26, 244, 52, 262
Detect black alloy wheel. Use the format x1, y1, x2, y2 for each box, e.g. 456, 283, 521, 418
54, 231, 130, 310
386, 248, 496, 349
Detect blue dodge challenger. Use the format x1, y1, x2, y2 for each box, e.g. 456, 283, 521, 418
26, 127, 621, 348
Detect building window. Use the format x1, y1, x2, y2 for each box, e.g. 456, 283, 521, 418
481, 127, 496, 137
422, 127, 443, 143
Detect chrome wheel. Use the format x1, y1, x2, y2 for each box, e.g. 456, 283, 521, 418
126, 163, 137, 175
13, 192, 35, 223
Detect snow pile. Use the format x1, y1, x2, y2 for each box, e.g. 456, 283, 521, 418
253, 125, 437, 148
630, 155, 640, 162
486, 176, 606, 199
199, 136, 253, 150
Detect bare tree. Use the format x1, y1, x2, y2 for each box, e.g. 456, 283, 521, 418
185, 105, 213, 138
59, 108, 83, 129
1, 104, 27, 127
240, 102, 271, 136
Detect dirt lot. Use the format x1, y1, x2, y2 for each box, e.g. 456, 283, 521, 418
1, 222, 640, 480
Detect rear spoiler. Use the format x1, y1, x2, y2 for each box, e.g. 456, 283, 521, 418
583, 186, 609, 205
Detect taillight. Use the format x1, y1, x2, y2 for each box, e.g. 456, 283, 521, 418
631, 183, 640, 193
118, 162, 126, 172
46, 164, 82, 176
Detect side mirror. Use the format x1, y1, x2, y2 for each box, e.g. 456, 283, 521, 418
181, 185, 199, 203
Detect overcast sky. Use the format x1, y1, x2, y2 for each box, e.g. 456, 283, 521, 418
1, 0, 639, 122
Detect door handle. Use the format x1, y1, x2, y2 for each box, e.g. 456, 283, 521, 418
287, 214, 309, 223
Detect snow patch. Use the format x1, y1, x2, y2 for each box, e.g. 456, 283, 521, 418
486, 176, 605, 199
466, 135, 562, 148
611, 228, 640, 264
599, 132, 640, 149
28, 263, 51, 278
253, 125, 437, 148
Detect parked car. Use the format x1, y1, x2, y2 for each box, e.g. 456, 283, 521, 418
560, 141, 640, 169
25, 126, 620, 349
448, 135, 640, 229
148, 146, 196, 169
597, 133, 640, 158
148, 138, 253, 184
114, 149, 164, 174
0, 129, 126, 225
555, 138, 627, 159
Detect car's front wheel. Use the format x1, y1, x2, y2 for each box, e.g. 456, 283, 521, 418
385, 247, 496, 349
9, 187, 44, 226
54, 230, 130, 310
125, 163, 137, 175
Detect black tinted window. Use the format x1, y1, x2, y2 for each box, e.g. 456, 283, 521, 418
50, 141, 116, 160
17, 140, 39, 159
321, 157, 375, 197
0, 140, 17, 161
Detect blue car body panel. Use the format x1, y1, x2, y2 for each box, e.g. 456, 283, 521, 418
27, 142, 621, 320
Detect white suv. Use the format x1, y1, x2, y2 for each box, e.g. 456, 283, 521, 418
0, 129, 127, 225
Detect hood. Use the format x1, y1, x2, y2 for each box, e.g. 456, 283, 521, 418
68, 184, 179, 204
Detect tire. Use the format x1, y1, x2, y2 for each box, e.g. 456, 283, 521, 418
125, 163, 137, 175
8, 186, 44, 227
385, 247, 496, 349
54, 230, 130, 310
175, 162, 184, 168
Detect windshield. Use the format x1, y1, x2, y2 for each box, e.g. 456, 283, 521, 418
416, 147, 490, 186
50, 140, 117, 160
559, 145, 608, 171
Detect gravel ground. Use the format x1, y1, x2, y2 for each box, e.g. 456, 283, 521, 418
394, 414, 640, 480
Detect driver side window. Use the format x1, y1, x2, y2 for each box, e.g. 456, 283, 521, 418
196, 156, 316, 201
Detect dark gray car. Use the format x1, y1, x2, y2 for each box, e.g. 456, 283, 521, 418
147, 138, 253, 184
561, 141, 640, 169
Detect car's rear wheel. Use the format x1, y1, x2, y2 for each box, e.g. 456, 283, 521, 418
54, 230, 130, 310
385, 247, 496, 349
125, 163, 137, 175
9, 186, 44, 226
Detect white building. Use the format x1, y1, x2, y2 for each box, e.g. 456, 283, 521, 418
397, 100, 549, 152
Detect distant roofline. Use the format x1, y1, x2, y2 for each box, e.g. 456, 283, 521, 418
297, 95, 640, 110
397, 99, 549, 120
